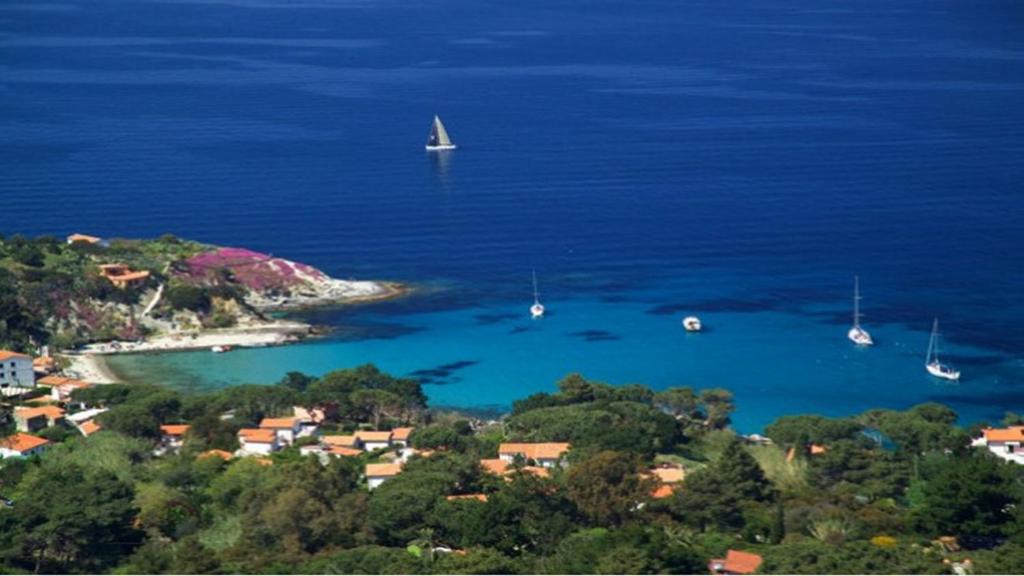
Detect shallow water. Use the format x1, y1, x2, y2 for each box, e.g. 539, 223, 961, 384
4, 0, 1023, 430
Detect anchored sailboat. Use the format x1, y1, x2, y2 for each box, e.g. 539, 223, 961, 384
425, 115, 456, 151
925, 318, 960, 380
530, 270, 545, 319
847, 276, 873, 346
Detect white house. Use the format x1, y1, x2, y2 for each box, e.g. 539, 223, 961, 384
366, 462, 402, 490
972, 426, 1024, 464
237, 428, 278, 456
160, 424, 190, 450
391, 427, 415, 448
356, 431, 393, 452
498, 442, 571, 468
42, 376, 92, 403
259, 417, 301, 445
0, 351, 34, 391
0, 433, 50, 458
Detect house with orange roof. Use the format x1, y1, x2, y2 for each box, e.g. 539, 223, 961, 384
646, 465, 686, 499
0, 433, 50, 458
709, 550, 763, 575
160, 424, 190, 449
259, 416, 301, 445
14, 405, 65, 432
32, 356, 56, 376
98, 264, 151, 289
66, 233, 102, 245
480, 458, 550, 479
198, 449, 233, 461
78, 420, 102, 437
356, 430, 393, 451
972, 426, 1024, 464
43, 376, 93, 402
498, 442, 571, 468
391, 427, 415, 447
446, 493, 488, 502
0, 350, 34, 391
366, 462, 403, 489
322, 434, 360, 449
237, 428, 278, 456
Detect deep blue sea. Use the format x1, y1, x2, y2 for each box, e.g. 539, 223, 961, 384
3, 0, 1023, 431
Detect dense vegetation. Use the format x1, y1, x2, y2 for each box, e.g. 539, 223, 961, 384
1, 367, 1022, 574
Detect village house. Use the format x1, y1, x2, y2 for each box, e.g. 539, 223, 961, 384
78, 420, 102, 437
0, 433, 50, 458
40, 375, 93, 403
391, 427, 415, 448
199, 449, 234, 462
258, 416, 301, 445
709, 550, 764, 575
32, 356, 56, 376
237, 428, 278, 456
98, 264, 151, 289
366, 462, 403, 489
971, 426, 1024, 464
647, 465, 686, 499
446, 494, 488, 502
14, 405, 66, 432
0, 351, 35, 391
322, 434, 361, 449
480, 458, 550, 478
356, 430, 393, 451
160, 424, 190, 450
498, 442, 571, 468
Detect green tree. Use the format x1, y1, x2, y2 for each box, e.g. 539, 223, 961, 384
565, 451, 655, 526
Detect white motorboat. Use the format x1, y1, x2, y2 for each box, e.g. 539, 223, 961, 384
682, 316, 702, 332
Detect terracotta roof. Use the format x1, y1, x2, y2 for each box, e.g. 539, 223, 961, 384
33, 356, 55, 368
328, 446, 363, 457
15, 406, 66, 420
160, 424, 190, 436
446, 493, 488, 502
391, 427, 415, 441
984, 427, 1024, 443
254, 458, 274, 466
809, 444, 828, 455
25, 395, 58, 405
37, 375, 89, 388
498, 442, 571, 461
259, 417, 297, 429
713, 550, 763, 575
0, 350, 30, 361
322, 435, 359, 447
366, 462, 403, 477
67, 233, 102, 244
650, 484, 676, 499
0, 433, 50, 453
198, 449, 233, 461
293, 406, 327, 423
480, 458, 510, 475
521, 466, 550, 478
650, 467, 686, 484
79, 420, 102, 436
356, 430, 393, 442
238, 428, 276, 443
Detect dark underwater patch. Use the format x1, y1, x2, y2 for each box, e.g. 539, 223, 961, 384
407, 360, 480, 385
475, 313, 520, 325
569, 329, 621, 342
328, 322, 425, 342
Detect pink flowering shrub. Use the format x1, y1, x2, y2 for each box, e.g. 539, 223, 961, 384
181, 248, 328, 293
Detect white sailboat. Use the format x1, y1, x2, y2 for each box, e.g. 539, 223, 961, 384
425, 115, 456, 151
530, 270, 545, 319
682, 316, 702, 332
847, 275, 873, 346
925, 318, 960, 380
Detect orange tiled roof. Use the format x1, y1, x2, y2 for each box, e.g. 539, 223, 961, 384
356, 430, 393, 442
160, 424, 190, 436
259, 417, 296, 429
366, 462, 403, 477
254, 458, 274, 466
651, 484, 676, 499
79, 420, 102, 436
650, 467, 686, 484
984, 427, 1024, 443
809, 444, 828, 455
391, 427, 415, 441
446, 493, 488, 502
480, 458, 510, 475
328, 446, 363, 457
498, 442, 571, 461
322, 434, 359, 447
37, 375, 89, 388
15, 405, 66, 420
67, 233, 102, 244
238, 428, 276, 443
0, 350, 30, 361
715, 550, 763, 575
198, 449, 233, 461
26, 395, 57, 405
33, 356, 55, 368
0, 433, 50, 453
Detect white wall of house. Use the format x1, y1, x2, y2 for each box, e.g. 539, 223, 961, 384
239, 440, 276, 456
367, 475, 392, 490
362, 440, 391, 451
0, 357, 34, 389
0, 445, 46, 459
984, 442, 1024, 464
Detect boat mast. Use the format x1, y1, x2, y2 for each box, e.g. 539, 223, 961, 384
926, 318, 938, 364
532, 269, 540, 305
853, 276, 861, 329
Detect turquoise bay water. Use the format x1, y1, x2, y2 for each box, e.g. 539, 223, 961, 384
4, 0, 1024, 431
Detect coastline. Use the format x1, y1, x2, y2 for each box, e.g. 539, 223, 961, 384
61, 281, 410, 385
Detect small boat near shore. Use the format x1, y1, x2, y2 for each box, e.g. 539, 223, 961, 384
682, 316, 702, 332
848, 275, 873, 346
425, 115, 456, 151
925, 318, 959, 380
530, 270, 545, 319
211, 345, 233, 354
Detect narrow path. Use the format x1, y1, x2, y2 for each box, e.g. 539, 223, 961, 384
142, 283, 164, 318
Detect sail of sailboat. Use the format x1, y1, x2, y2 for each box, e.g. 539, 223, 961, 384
925, 318, 960, 380
848, 275, 873, 345
426, 115, 456, 150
